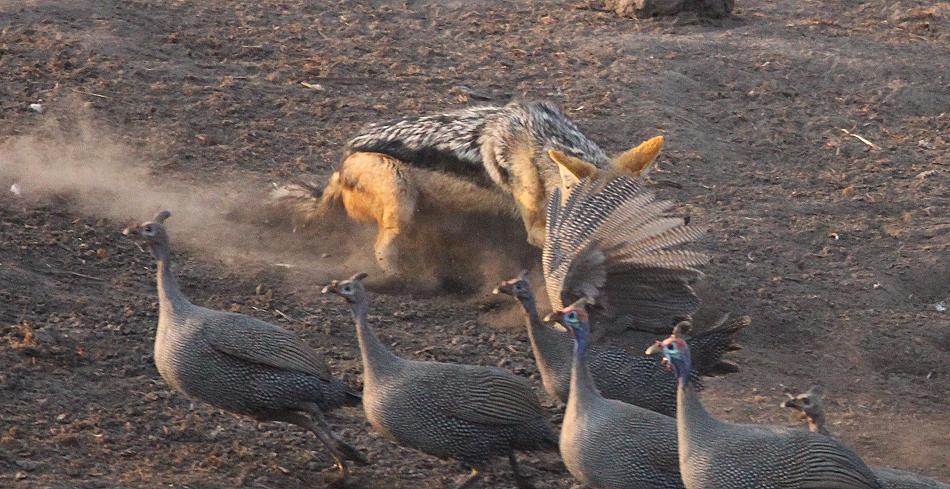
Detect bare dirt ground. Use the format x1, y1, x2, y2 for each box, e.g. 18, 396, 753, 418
1, 1, 947, 488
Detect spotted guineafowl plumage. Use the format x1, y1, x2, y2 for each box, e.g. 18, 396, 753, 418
139, 211, 365, 480
323, 273, 557, 489
543, 172, 707, 336
650, 334, 883, 489
494, 273, 749, 415
547, 299, 687, 489
782, 386, 950, 489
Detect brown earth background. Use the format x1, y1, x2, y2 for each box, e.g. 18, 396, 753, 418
0, 1, 948, 488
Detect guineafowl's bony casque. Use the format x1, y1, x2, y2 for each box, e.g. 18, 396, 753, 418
138, 210, 366, 481
649, 333, 883, 489
546, 299, 686, 489
323, 273, 557, 489
494, 272, 748, 415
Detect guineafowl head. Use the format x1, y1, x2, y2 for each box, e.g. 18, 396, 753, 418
492, 270, 533, 302
646, 333, 692, 384
781, 385, 829, 434
781, 385, 824, 419
138, 210, 172, 258
543, 298, 592, 344
322, 272, 369, 304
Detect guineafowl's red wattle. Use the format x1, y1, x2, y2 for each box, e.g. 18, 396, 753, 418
497, 275, 748, 417
549, 300, 686, 489
657, 336, 883, 489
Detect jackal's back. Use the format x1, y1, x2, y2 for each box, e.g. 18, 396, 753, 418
345, 101, 609, 191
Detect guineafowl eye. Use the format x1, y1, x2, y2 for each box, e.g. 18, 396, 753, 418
342, 285, 352, 293
666, 343, 675, 351
566, 311, 578, 322
514, 283, 525, 292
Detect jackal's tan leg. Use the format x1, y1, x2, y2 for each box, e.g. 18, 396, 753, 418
513, 194, 547, 248
524, 218, 547, 248
373, 223, 401, 276
338, 152, 418, 276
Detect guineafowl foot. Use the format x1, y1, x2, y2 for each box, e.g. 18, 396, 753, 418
334, 438, 369, 466
450, 467, 480, 489
272, 409, 360, 481
508, 453, 536, 489
325, 463, 349, 488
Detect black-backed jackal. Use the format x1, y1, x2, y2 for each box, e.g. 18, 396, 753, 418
272, 101, 664, 275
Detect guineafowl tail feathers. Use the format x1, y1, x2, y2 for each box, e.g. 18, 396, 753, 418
269, 174, 344, 230
686, 314, 751, 377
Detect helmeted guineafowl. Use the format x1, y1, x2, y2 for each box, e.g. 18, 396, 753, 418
323, 273, 557, 489
546, 299, 686, 489
495, 272, 748, 415
542, 168, 707, 337
648, 333, 884, 489
139, 210, 366, 480
781, 386, 950, 489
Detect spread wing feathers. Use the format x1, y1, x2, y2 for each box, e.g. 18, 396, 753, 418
543, 175, 708, 330
443, 368, 545, 426
201, 312, 333, 380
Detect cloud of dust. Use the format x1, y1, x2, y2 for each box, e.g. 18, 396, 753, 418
0, 107, 377, 285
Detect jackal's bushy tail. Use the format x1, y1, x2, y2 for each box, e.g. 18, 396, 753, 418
269, 173, 344, 229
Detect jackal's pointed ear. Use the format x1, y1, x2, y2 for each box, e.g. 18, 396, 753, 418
612, 135, 664, 177
548, 150, 596, 191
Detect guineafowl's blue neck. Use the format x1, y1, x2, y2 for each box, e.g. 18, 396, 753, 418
567, 330, 599, 412
153, 244, 189, 314
522, 297, 567, 354
521, 296, 572, 388
677, 375, 719, 457
352, 299, 402, 382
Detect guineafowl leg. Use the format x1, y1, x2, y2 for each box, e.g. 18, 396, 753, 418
302, 403, 368, 465
451, 467, 481, 489
267, 411, 351, 480
508, 452, 536, 489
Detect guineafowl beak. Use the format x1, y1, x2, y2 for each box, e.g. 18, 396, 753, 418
492, 282, 512, 295
781, 399, 800, 410
321, 281, 338, 295
543, 311, 563, 323
645, 342, 671, 369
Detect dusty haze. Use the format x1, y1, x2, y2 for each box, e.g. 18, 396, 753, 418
0, 106, 380, 285
0, 105, 534, 292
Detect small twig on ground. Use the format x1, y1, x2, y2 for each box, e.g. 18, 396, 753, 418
413, 346, 436, 355
52, 269, 106, 281
839, 128, 880, 150
273, 308, 301, 324
70, 88, 110, 99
